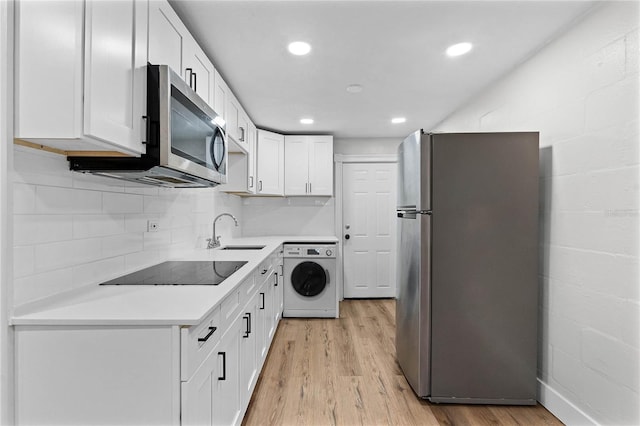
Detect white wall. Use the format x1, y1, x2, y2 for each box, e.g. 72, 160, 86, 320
12, 146, 242, 308
242, 196, 335, 236
0, 1, 13, 423
334, 137, 401, 155
434, 2, 639, 424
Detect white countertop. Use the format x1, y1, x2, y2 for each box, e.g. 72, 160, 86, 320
11, 236, 338, 327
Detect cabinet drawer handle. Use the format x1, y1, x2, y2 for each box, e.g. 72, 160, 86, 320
260, 292, 265, 310
274, 272, 278, 287
218, 352, 226, 381
197, 326, 217, 342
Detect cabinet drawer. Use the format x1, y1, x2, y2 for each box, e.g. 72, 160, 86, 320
220, 275, 255, 327
256, 258, 274, 283
180, 305, 221, 381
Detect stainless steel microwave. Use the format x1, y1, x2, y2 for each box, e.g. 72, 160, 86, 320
69, 65, 227, 188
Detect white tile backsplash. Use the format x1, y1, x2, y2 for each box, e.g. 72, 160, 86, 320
434, 2, 639, 423
102, 233, 144, 258
12, 144, 242, 307
13, 267, 74, 307
13, 183, 36, 214
242, 196, 335, 237
73, 214, 125, 239
102, 192, 144, 214
72, 256, 126, 288
35, 238, 103, 271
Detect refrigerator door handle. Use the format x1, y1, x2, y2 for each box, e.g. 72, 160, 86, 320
397, 209, 432, 218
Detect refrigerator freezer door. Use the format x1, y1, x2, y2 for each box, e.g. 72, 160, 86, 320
395, 212, 431, 397
397, 130, 430, 211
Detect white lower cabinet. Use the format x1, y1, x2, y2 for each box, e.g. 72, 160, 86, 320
275, 250, 285, 323
182, 318, 242, 426
14, 246, 285, 426
240, 291, 259, 408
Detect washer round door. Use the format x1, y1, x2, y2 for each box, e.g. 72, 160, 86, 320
291, 261, 327, 297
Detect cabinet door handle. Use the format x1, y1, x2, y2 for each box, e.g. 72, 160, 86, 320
218, 352, 226, 380
249, 176, 254, 188
261, 268, 268, 275
185, 68, 193, 89
260, 292, 265, 310
239, 127, 245, 142
141, 115, 148, 145
192, 72, 197, 92
259, 180, 263, 192
305, 183, 308, 193
243, 314, 250, 338
197, 326, 217, 342
309, 182, 312, 193
274, 272, 278, 287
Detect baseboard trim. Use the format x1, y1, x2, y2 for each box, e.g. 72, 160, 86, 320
538, 379, 599, 426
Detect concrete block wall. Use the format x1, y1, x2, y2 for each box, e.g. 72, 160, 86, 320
12, 145, 242, 308
434, 2, 639, 424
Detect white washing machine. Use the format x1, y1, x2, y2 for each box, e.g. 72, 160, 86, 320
283, 243, 338, 318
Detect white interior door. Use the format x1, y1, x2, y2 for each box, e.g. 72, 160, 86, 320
342, 162, 397, 298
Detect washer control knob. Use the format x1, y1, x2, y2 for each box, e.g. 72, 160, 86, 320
325, 249, 332, 256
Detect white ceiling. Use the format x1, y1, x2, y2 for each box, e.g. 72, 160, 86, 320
169, 0, 599, 139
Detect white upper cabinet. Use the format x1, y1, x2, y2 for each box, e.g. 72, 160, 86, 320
247, 122, 258, 193
15, 0, 148, 155
183, 43, 215, 106
213, 69, 227, 122
222, 122, 257, 194
148, 0, 183, 80
284, 135, 334, 196
283, 136, 309, 195
256, 130, 285, 196
226, 93, 250, 152
149, 0, 214, 107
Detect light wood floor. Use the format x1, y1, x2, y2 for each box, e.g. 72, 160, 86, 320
243, 299, 562, 426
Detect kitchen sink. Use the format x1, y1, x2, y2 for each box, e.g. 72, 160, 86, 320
220, 245, 265, 250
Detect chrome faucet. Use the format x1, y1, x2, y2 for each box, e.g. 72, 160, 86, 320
207, 213, 239, 249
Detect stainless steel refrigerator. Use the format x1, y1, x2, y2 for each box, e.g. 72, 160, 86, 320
396, 130, 539, 405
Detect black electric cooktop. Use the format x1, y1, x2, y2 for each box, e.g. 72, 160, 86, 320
100, 261, 247, 286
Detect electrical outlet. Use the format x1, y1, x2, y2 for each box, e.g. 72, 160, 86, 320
147, 220, 159, 232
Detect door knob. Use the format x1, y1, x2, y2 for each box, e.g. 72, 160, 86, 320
345, 234, 350, 240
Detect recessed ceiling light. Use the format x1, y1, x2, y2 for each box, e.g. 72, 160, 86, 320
300, 118, 314, 124
446, 42, 473, 57
346, 84, 363, 93
391, 117, 406, 124
288, 41, 311, 56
